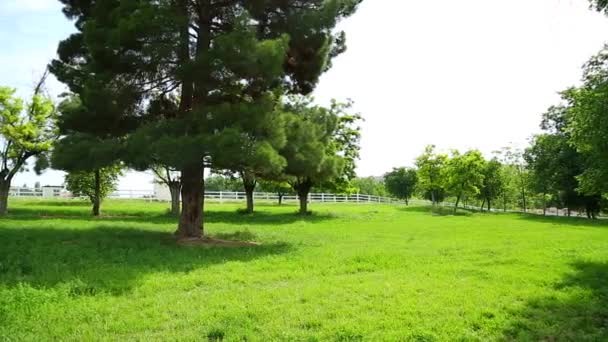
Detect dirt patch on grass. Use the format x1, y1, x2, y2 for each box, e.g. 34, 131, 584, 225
177, 236, 260, 247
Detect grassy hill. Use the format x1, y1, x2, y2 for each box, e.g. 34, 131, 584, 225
1, 199, 607, 340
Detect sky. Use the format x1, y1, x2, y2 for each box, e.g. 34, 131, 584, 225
3, 0, 608, 190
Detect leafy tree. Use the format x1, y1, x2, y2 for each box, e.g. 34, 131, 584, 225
351, 177, 387, 197
500, 146, 531, 212
415, 145, 448, 205
280, 98, 358, 214
0, 78, 56, 216
526, 105, 602, 218
65, 165, 122, 216
478, 158, 505, 212
557, 47, 608, 200
52, 0, 361, 239
258, 179, 293, 205
444, 149, 486, 213
384, 167, 417, 205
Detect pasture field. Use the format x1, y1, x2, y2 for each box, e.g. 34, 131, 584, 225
1, 199, 607, 341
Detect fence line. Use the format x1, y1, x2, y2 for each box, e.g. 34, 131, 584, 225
9, 187, 410, 205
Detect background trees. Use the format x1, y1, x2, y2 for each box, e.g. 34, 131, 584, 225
384, 167, 417, 205
0, 80, 56, 216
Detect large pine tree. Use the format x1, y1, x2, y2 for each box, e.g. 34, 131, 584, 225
51, 0, 361, 238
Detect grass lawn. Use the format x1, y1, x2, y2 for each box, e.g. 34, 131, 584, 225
1, 199, 608, 341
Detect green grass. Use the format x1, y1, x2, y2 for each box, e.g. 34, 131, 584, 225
1, 199, 608, 341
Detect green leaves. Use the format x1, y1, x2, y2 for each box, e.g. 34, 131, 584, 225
0, 86, 57, 181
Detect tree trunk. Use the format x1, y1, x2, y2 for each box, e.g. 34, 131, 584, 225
503, 195, 507, 212
431, 191, 436, 206
92, 169, 101, 216
405, 197, 409, 206
521, 188, 527, 212
487, 198, 491, 212
298, 191, 309, 214
567, 208, 571, 217
480, 198, 486, 212
169, 182, 181, 216
242, 174, 256, 214
454, 194, 461, 214
245, 189, 254, 213
278, 193, 283, 206
542, 193, 546, 216
0, 179, 10, 216
177, 165, 204, 239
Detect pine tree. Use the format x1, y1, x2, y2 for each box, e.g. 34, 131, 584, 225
51, 0, 362, 238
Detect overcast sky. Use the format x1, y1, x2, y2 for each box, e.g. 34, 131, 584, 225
4, 0, 608, 190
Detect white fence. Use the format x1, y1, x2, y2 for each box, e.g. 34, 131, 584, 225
10, 187, 408, 205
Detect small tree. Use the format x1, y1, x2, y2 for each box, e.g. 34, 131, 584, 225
280, 98, 361, 214
478, 158, 505, 212
445, 149, 486, 213
0, 78, 56, 216
384, 167, 418, 205
65, 165, 122, 216
415, 145, 448, 205
258, 179, 293, 205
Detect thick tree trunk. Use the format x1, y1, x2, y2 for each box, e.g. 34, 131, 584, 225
431, 191, 436, 206
480, 198, 486, 212
487, 198, 491, 212
169, 182, 181, 216
405, 197, 409, 206
245, 189, 254, 213
567, 208, 571, 217
92, 169, 101, 216
242, 174, 256, 214
0, 179, 10, 216
177, 165, 204, 239
278, 193, 283, 206
298, 191, 309, 214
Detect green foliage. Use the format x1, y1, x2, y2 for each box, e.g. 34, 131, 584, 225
444, 150, 486, 207
258, 179, 293, 196
0, 87, 56, 178
204, 175, 242, 192
478, 158, 505, 209
415, 145, 448, 204
279, 97, 361, 206
3, 199, 608, 340
0, 85, 57, 214
384, 168, 417, 203
351, 177, 386, 197
51, 0, 362, 233
64, 166, 122, 205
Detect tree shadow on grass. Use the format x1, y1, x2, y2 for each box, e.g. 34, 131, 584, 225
399, 205, 474, 216
0, 225, 292, 297
514, 213, 608, 229
502, 261, 608, 341
4, 207, 337, 226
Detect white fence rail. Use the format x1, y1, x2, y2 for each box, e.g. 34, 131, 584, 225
10, 187, 408, 205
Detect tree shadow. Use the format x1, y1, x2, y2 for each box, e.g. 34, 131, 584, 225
0, 225, 292, 297
515, 213, 608, 229
4, 207, 337, 226
399, 205, 474, 216
502, 261, 608, 341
